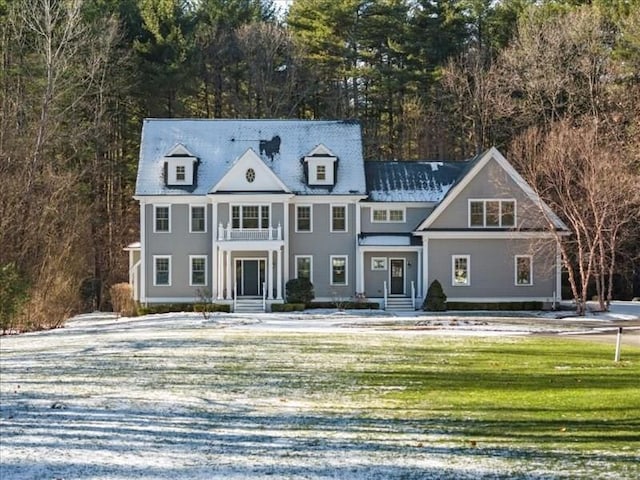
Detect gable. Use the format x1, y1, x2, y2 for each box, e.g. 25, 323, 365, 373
417, 148, 567, 231
210, 148, 290, 193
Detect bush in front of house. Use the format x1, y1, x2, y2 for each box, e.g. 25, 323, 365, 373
109, 283, 136, 317
285, 278, 315, 304
271, 303, 306, 312
306, 301, 379, 310
423, 279, 447, 311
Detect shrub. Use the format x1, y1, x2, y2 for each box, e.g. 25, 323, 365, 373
109, 283, 136, 317
446, 301, 544, 311
306, 301, 379, 310
0, 263, 29, 334
271, 303, 305, 312
137, 303, 230, 315
285, 278, 315, 304
423, 279, 447, 311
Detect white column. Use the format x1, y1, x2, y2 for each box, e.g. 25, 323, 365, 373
267, 250, 274, 300
356, 247, 365, 294
225, 251, 232, 300
417, 248, 422, 300
276, 247, 283, 300
139, 200, 146, 304
556, 242, 562, 304
216, 248, 223, 300
211, 201, 217, 298
283, 200, 290, 286
422, 237, 429, 298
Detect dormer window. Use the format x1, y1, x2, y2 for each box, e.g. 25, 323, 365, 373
303, 144, 338, 187
164, 144, 198, 187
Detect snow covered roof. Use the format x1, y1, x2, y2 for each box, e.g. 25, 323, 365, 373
135, 119, 367, 196
358, 234, 422, 247
364, 160, 471, 202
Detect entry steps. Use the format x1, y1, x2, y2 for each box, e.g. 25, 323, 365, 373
385, 297, 416, 312
234, 298, 265, 313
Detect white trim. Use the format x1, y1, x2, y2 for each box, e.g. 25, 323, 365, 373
371, 257, 387, 271
417, 147, 568, 231
371, 207, 405, 223
209, 193, 295, 202
415, 231, 566, 240
135, 195, 209, 204
467, 198, 516, 228
305, 144, 336, 157
330, 255, 349, 286
153, 255, 172, 287
153, 205, 171, 233
295, 204, 313, 233
230, 203, 271, 230
290, 195, 367, 204
140, 204, 146, 303
294, 255, 313, 283
234, 257, 267, 297
330, 204, 348, 233
189, 205, 207, 233
359, 245, 422, 253
451, 255, 470, 287
514, 255, 533, 286
446, 296, 556, 303
360, 201, 436, 208
210, 148, 291, 193
189, 255, 208, 287
388, 258, 406, 295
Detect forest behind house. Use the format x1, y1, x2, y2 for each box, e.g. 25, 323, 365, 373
1, 0, 639, 332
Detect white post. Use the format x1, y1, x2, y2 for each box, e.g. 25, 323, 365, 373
263, 281, 267, 312
383, 281, 388, 310
276, 247, 283, 300
225, 252, 232, 300
277, 223, 282, 240
417, 249, 423, 301
226, 222, 231, 240
411, 281, 416, 310
267, 250, 274, 300
217, 248, 223, 300
422, 238, 429, 298
615, 327, 623, 362
218, 223, 224, 241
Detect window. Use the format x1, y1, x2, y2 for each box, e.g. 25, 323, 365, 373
296, 256, 312, 282
245, 168, 255, 183
190, 206, 206, 233
515, 256, 532, 286
153, 256, 171, 286
296, 205, 312, 232
372, 208, 404, 223
316, 165, 326, 181
331, 256, 348, 285
469, 200, 516, 228
371, 257, 387, 271
452, 255, 470, 286
331, 205, 347, 232
154, 206, 170, 233
190, 256, 207, 286
231, 205, 270, 229
176, 165, 186, 181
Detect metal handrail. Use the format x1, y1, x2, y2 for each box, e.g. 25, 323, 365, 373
411, 281, 416, 310
383, 281, 388, 310
262, 281, 267, 312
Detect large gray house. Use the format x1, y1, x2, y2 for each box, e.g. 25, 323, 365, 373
126, 119, 568, 311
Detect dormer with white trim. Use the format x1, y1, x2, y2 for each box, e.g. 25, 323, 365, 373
163, 144, 198, 187
302, 144, 338, 187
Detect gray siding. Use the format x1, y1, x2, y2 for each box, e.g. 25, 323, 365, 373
288, 203, 357, 299
429, 158, 547, 230
427, 238, 556, 300
145, 203, 212, 299
362, 252, 419, 298
361, 205, 434, 233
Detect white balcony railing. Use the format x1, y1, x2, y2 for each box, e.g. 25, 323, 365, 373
218, 223, 282, 241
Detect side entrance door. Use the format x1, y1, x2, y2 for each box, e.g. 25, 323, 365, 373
390, 259, 405, 295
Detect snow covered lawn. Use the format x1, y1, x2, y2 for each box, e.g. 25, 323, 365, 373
1, 311, 639, 479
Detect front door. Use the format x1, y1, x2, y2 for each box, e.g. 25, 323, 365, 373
236, 259, 265, 296
390, 259, 405, 295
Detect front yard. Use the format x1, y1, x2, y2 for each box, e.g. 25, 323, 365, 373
1, 312, 639, 479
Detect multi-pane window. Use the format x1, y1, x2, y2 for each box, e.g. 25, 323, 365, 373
331, 205, 347, 232
190, 206, 206, 233
452, 255, 470, 286
331, 256, 347, 285
372, 208, 404, 222
154, 256, 171, 286
296, 256, 312, 281
515, 256, 532, 285
317, 165, 326, 181
190, 256, 207, 286
176, 165, 186, 181
296, 205, 312, 232
154, 206, 170, 232
469, 200, 515, 228
371, 257, 387, 270
231, 205, 269, 229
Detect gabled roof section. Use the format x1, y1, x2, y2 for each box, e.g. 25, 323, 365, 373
416, 147, 568, 231
364, 160, 469, 202
304, 144, 336, 158
210, 148, 290, 193
135, 119, 366, 196
165, 143, 195, 157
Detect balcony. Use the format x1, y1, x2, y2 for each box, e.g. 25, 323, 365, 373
218, 223, 282, 242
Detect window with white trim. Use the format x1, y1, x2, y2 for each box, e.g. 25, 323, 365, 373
316, 165, 326, 181
154, 206, 170, 233
371, 208, 405, 223
371, 257, 387, 270
331, 256, 348, 285
296, 205, 312, 232
295, 256, 313, 282
452, 255, 470, 286
190, 255, 207, 286
190, 206, 206, 233
153, 255, 171, 286
469, 200, 515, 228
231, 205, 270, 229
331, 205, 347, 232
176, 165, 186, 181
515, 255, 533, 286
